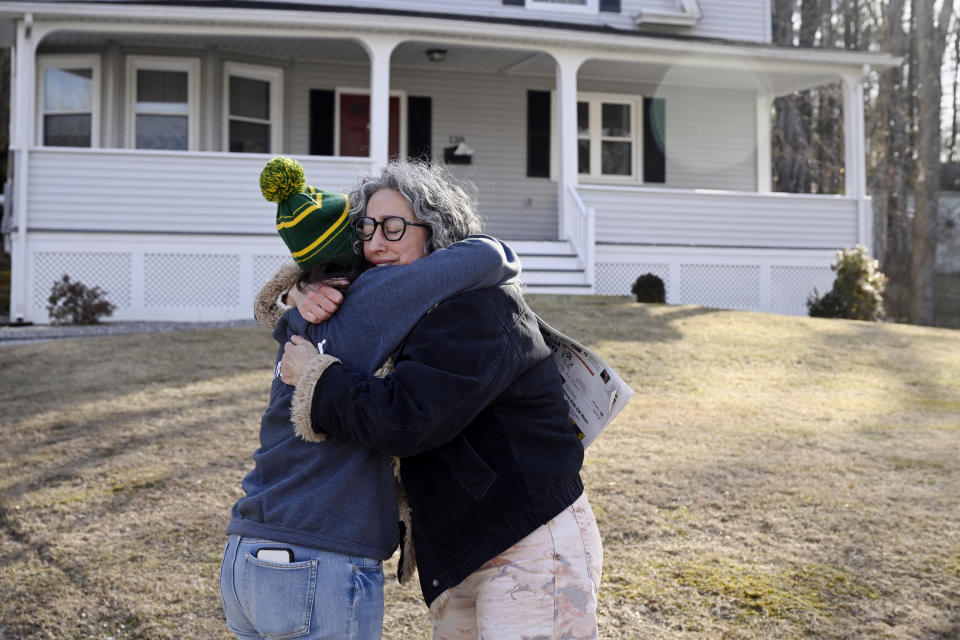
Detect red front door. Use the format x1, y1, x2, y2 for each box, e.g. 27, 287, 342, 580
339, 94, 400, 158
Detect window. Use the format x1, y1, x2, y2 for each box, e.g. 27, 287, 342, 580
526, 0, 598, 12
547, 91, 665, 184
577, 94, 638, 180
37, 55, 100, 147
126, 56, 200, 150
223, 62, 283, 154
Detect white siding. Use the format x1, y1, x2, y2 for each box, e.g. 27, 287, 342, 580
623, 0, 770, 43
27, 149, 372, 233
580, 185, 859, 248
42, 0, 769, 43
205, 0, 770, 43
661, 85, 757, 191
576, 80, 757, 191
283, 61, 558, 239
394, 69, 558, 240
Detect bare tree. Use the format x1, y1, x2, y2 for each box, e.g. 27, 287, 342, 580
771, 0, 958, 324
870, 0, 911, 319
814, 1, 845, 194
772, 0, 819, 192
911, 0, 954, 324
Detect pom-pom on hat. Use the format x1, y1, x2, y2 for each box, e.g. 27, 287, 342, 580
260, 156, 362, 271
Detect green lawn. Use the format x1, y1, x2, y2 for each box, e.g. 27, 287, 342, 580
1, 300, 958, 639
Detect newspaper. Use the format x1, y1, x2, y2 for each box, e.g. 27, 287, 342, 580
537, 315, 634, 448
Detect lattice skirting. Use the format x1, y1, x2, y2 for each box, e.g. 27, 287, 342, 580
595, 250, 836, 316
33, 251, 134, 310
14, 235, 838, 322
19, 234, 292, 323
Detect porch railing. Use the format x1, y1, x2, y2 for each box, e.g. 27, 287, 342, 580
26, 148, 374, 234
578, 184, 863, 250
566, 185, 596, 289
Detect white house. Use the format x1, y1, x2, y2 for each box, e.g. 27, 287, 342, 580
0, 0, 897, 323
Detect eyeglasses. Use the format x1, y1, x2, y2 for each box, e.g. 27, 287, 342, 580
354, 216, 431, 242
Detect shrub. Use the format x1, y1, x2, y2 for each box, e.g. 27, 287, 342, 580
631, 272, 666, 303
46, 275, 116, 325
807, 245, 886, 321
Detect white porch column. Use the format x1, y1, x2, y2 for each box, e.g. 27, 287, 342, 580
755, 93, 773, 193
842, 69, 870, 251
553, 51, 586, 241
361, 35, 402, 171
9, 14, 37, 322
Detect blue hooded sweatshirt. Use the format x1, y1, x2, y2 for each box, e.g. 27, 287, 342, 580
227, 235, 521, 559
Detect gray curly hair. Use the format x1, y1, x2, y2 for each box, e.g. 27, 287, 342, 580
348, 161, 482, 255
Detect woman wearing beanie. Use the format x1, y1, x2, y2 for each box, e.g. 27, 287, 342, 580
279, 163, 603, 639
219, 157, 521, 640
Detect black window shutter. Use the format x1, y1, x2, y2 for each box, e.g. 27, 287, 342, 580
599, 0, 621, 12
527, 90, 551, 178
309, 89, 334, 156
407, 96, 432, 163
503, 0, 524, 5
643, 97, 666, 183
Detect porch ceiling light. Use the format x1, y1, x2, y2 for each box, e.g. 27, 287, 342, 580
426, 48, 448, 63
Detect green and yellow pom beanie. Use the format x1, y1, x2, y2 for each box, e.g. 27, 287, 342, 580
260, 156, 361, 271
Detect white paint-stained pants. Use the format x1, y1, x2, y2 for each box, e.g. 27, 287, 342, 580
432, 492, 603, 640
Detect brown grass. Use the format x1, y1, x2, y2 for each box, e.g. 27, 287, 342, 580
1, 301, 958, 639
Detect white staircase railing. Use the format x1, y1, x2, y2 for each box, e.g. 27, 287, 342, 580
566, 184, 595, 291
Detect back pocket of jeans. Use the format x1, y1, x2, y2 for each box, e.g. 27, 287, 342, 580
242, 554, 317, 640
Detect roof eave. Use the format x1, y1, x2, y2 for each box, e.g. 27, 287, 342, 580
0, 1, 902, 72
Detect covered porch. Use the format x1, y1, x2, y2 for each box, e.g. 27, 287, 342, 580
2, 4, 896, 321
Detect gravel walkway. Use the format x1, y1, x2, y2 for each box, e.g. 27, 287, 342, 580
0, 318, 257, 346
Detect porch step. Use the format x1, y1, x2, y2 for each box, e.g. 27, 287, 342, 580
521, 269, 589, 286
523, 284, 595, 295
509, 240, 591, 293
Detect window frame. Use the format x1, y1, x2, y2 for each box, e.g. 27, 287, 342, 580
222, 61, 284, 154
36, 54, 101, 148
125, 55, 201, 151
551, 91, 643, 185
526, 0, 599, 14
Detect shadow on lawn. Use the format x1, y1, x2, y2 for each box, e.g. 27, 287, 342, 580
0, 326, 275, 425
531, 300, 723, 347
647, 305, 725, 339
801, 317, 960, 416
0, 400, 244, 635
0, 400, 243, 509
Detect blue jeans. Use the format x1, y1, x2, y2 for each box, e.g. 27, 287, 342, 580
219, 535, 384, 640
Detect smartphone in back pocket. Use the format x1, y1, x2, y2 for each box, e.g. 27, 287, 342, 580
256, 547, 293, 563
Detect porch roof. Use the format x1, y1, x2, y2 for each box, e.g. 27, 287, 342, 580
3, 1, 901, 95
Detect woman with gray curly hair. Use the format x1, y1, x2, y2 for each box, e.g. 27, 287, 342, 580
281, 161, 603, 638
348, 160, 481, 254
